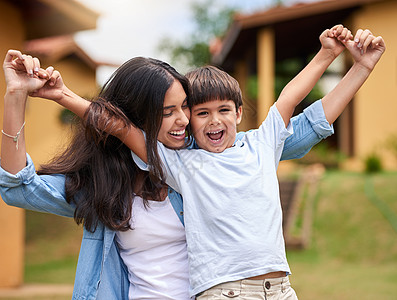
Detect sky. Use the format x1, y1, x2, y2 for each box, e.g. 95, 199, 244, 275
75, 0, 321, 84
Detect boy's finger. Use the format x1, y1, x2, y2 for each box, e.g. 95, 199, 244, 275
331, 24, 343, 35
338, 27, 349, 40
49, 70, 61, 86
33, 57, 41, 75
45, 66, 54, 76
37, 68, 49, 79
322, 29, 332, 38
21, 54, 34, 77
346, 30, 353, 41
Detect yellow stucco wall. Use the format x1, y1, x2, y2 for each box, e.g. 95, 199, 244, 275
25, 57, 98, 166
0, 0, 26, 288
0, 2, 98, 288
350, 1, 397, 169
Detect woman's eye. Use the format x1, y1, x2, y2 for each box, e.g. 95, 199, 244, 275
163, 110, 172, 117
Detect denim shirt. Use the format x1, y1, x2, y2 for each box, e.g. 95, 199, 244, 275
0, 100, 332, 299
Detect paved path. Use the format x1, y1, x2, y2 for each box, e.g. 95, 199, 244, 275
0, 284, 73, 299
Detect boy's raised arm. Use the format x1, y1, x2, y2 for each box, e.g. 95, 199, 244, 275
275, 25, 352, 126
321, 29, 385, 124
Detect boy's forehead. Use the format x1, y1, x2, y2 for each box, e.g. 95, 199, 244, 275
192, 99, 235, 110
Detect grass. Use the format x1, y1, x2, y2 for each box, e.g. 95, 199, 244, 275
288, 170, 397, 299
24, 212, 82, 284
7, 170, 397, 299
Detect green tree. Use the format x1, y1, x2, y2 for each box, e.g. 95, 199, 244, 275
157, 0, 235, 70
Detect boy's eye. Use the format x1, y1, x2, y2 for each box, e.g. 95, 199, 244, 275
220, 108, 231, 113
197, 111, 208, 116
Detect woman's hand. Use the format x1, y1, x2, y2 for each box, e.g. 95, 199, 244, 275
3, 49, 67, 103
3, 49, 49, 96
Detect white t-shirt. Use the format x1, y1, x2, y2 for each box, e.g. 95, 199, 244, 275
133, 104, 293, 296
115, 196, 193, 300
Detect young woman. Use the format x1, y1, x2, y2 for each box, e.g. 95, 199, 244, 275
0, 50, 334, 299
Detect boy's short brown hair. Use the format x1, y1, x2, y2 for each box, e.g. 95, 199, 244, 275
185, 66, 243, 111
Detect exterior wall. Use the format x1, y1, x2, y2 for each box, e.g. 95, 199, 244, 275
0, 1, 26, 288
350, 1, 397, 169
25, 56, 98, 165
0, 3, 98, 288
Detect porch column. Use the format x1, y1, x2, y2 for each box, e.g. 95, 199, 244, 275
257, 27, 275, 125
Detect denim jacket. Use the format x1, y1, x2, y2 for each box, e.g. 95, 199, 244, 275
0, 100, 332, 299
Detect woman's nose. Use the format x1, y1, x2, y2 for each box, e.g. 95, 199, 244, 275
176, 110, 189, 126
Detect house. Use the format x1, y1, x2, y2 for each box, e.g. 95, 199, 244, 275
23, 34, 111, 165
0, 0, 98, 288
212, 0, 397, 170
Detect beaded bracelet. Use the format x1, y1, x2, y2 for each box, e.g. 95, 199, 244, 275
1, 122, 26, 150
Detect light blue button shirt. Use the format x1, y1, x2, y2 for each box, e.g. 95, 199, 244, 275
0, 99, 332, 299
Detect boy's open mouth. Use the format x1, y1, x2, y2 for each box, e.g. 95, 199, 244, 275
207, 130, 224, 141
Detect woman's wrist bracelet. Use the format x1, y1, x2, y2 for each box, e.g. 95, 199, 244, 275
1, 121, 26, 150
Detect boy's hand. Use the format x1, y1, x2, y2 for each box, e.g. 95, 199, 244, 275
343, 29, 386, 71
320, 24, 353, 59
29, 66, 66, 102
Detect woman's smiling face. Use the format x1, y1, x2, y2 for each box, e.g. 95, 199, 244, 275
157, 80, 191, 149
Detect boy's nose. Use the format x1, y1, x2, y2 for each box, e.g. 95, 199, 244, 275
209, 114, 220, 125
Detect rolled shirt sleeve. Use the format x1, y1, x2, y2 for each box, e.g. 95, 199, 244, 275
0, 153, 75, 217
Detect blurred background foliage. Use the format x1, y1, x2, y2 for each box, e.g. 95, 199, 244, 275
157, 0, 235, 69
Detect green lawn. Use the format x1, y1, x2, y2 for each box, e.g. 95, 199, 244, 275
24, 211, 82, 284
21, 170, 397, 299
288, 170, 397, 299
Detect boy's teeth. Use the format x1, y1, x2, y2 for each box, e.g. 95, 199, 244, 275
208, 130, 222, 134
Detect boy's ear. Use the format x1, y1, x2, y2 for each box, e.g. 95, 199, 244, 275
236, 106, 243, 125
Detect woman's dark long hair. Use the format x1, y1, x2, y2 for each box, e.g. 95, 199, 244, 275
39, 57, 191, 232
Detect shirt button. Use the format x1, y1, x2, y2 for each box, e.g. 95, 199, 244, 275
265, 281, 271, 290
228, 290, 234, 296
180, 211, 183, 215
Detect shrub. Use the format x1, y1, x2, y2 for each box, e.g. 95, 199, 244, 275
364, 152, 383, 173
